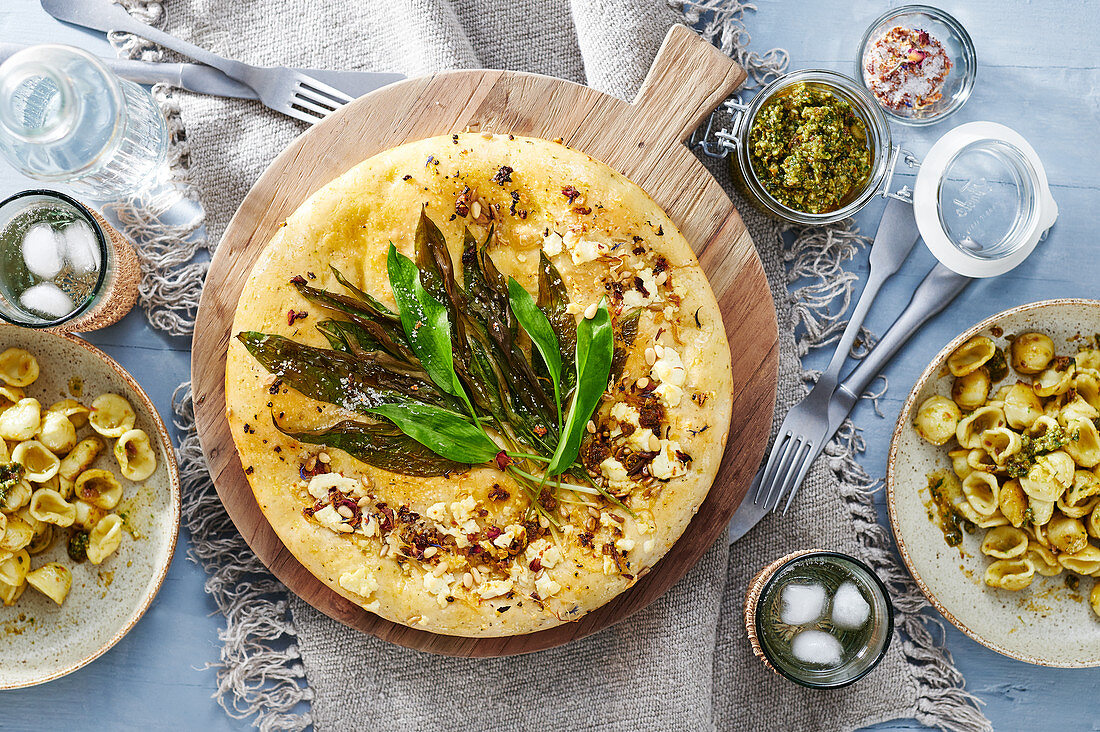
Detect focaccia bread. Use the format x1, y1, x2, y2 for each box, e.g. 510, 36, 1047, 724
225, 133, 733, 636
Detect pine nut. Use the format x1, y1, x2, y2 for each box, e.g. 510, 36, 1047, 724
539, 515, 550, 528
432, 562, 448, 577
357, 497, 371, 507
472, 201, 482, 219
586, 420, 596, 434
648, 432, 661, 452
636, 377, 649, 389
422, 546, 438, 559
463, 573, 474, 588
645, 347, 656, 365
471, 567, 483, 583
583, 302, 598, 319
587, 506, 600, 518
337, 505, 353, 519
318, 452, 331, 463
654, 271, 668, 285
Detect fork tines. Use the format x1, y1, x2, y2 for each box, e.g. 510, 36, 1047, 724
753, 431, 815, 514
289, 74, 355, 123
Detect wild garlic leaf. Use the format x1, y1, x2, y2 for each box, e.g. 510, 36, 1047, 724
548, 299, 613, 475
508, 276, 562, 427
274, 418, 469, 476
368, 402, 500, 464
387, 243, 465, 400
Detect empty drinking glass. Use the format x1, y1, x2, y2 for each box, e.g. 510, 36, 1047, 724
0, 44, 169, 201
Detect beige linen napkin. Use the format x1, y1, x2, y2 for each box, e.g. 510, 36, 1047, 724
114, 0, 993, 729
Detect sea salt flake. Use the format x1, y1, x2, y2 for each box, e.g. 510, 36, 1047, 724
779, 582, 826, 625
19, 282, 74, 319
831, 581, 871, 629
61, 220, 101, 275
21, 224, 64, 279
791, 630, 843, 666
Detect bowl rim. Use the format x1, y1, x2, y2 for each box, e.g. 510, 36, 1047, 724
0, 326, 182, 689
886, 297, 1100, 668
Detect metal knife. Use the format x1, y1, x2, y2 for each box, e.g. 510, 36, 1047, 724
0, 42, 260, 99
36, 0, 406, 99
728, 263, 973, 544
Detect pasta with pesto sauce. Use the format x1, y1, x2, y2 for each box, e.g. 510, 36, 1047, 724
915, 332, 1100, 618
0, 348, 151, 608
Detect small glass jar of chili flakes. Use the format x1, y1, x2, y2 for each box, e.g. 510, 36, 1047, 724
857, 5, 976, 126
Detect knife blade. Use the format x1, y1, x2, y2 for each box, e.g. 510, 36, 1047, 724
728, 263, 972, 545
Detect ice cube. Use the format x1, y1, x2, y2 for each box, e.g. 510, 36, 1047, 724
19, 281, 74, 319
61, 220, 101, 276
780, 582, 826, 625
21, 223, 63, 279
791, 630, 843, 666
831, 581, 871, 629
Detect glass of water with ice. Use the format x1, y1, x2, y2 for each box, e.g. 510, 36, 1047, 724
0, 190, 140, 332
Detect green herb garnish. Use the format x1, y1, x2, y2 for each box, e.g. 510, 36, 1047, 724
239, 208, 621, 519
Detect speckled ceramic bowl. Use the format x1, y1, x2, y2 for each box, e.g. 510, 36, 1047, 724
0, 326, 180, 688
888, 299, 1100, 667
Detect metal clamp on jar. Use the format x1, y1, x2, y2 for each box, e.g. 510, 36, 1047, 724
692, 71, 1057, 280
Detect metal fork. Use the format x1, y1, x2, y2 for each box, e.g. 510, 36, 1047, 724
753, 198, 921, 513
41, 0, 354, 124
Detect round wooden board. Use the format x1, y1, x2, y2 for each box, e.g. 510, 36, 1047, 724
192, 25, 779, 657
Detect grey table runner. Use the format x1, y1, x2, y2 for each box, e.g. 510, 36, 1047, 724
112, 0, 993, 729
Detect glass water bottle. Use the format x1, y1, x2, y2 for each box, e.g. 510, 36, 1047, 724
0, 45, 169, 201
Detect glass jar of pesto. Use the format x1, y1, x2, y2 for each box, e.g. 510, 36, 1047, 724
721, 70, 893, 224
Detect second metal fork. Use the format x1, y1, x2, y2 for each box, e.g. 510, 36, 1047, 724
753, 198, 922, 513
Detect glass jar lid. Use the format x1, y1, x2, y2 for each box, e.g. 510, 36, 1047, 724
912, 122, 1057, 278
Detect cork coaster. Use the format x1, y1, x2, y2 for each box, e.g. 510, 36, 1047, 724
47, 209, 141, 334
743, 548, 825, 678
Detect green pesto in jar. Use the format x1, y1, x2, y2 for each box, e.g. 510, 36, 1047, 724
748, 84, 872, 214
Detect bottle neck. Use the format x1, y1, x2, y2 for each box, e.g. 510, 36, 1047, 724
0, 58, 81, 145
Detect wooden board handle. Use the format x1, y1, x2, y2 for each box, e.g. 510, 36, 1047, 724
630, 24, 747, 146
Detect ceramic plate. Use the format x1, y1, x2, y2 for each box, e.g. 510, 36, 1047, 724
888, 299, 1100, 667
0, 326, 180, 688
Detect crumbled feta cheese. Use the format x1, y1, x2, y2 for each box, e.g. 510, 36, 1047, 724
338, 567, 379, 598
493, 523, 525, 549
359, 514, 379, 537
563, 231, 605, 265
643, 539, 655, 553
426, 502, 449, 523
541, 544, 563, 569
611, 402, 641, 426
543, 231, 563, 256
535, 573, 562, 599
599, 512, 619, 529
450, 496, 477, 524
650, 440, 686, 480
306, 472, 360, 500
312, 504, 351, 532
479, 579, 514, 599
622, 289, 647, 310
600, 457, 630, 488
602, 556, 617, 575
654, 382, 683, 408
615, 538, 636, 552
627, 427, 655, 453
423, 571, 456, 607
652, 347, 687, 387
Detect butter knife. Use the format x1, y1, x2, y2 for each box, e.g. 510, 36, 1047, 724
0, 42, 259, 99
728, 263, 972, 544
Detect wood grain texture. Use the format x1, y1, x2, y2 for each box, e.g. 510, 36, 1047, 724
191, 24, 779, 657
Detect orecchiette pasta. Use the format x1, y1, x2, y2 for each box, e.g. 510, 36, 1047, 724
25, 561, 71, 605
0, 348, 39, 387
12, 440, 61, 482
88, 393, 136, 438
0, 398, 41, 441
86, 514, 124, 565
914, 396, 961, 445
36, 410, 77, 454
114, 429, 157, 481
74, 470, 123, 510
948, 336, 996, 377
28, 488, 75, 528
917, 331, 1100, 615
1010, 332, 1054, 374
0, 347, 150, 608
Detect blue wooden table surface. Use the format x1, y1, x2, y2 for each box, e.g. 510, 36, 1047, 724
1, 0, 1095, 729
